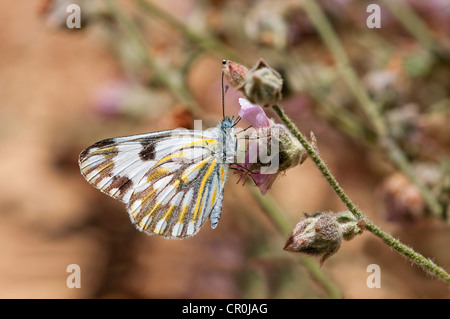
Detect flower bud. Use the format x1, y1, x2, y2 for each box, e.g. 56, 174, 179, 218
276, 123, 308, 170
244, 59, 283, 107
222, 60, 248, 89
335, 210, 366, 241
247, 123, 307, 174
284, 211, 364, 265
223, 59, 283, 107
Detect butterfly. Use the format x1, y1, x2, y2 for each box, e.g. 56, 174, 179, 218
79, 108, 240, 239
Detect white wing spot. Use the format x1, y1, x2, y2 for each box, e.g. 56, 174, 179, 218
80, 154, 103, 170
139, 215, 153, 229
186, 220, 195, 236
153, 175, 172, 190
156, 184, 178, 206
172, 222, 183, 237
182, 188, 194, 207
154, 219, 167, 234
86, 169, 99, 180
108, 187, 119, 195
170, 191, 184, 206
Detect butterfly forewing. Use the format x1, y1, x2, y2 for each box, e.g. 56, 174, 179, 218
79, 128, 230, 239
79, 131, 171, 203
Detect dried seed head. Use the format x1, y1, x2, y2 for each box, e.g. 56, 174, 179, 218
277, 124, 308, 170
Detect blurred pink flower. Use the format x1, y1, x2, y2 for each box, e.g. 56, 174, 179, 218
93, 81, 128, 116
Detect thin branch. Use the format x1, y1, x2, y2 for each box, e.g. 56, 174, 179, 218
285, 54, 378, 145
272, 104, 450, 282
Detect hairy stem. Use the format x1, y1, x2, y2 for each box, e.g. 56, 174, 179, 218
272, 104, 450, 282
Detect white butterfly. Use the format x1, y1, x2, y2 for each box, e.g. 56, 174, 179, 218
78, 116, 239, 239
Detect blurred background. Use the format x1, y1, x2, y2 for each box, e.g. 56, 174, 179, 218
0, 0, 449, 298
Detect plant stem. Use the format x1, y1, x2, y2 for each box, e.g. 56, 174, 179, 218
285, 54, 377, 145
301, 0, 386, 136
381, 0, 436, 51
272, 104, 450, 282
249, 186, 342, 298
301, 0, 443, 218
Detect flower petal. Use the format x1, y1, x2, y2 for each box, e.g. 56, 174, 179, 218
238, 98, 270, 128
251, 172, 278, 195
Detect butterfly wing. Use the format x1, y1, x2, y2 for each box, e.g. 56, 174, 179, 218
79, 129, 229, 239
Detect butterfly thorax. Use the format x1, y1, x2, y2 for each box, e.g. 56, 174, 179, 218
218, 117, 238, 164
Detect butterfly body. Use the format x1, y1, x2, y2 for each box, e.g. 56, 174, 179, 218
79, 118, 238, 239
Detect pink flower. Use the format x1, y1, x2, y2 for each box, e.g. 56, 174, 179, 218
235, 99, 280, 195
249, 173, 278, 195
235, 98, 307, 195
238, 98, 271, 128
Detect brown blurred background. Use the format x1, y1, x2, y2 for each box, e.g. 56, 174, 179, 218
0, 0, 449, 298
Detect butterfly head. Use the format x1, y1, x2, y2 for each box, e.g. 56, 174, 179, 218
221, 116, 239, 130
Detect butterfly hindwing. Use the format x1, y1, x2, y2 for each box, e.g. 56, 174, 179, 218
129, 139, 229, 238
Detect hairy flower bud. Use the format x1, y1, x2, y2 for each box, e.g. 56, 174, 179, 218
284, 211, 364, 264
247, 123, 307, 174
223, 59, 283, 107
222, 60, 248, 89
244, 59, 283, 107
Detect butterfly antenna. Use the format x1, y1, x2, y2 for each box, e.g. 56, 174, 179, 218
235, 125, 252, 134
221, 66, 226, 119
232, 116, 241, 128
